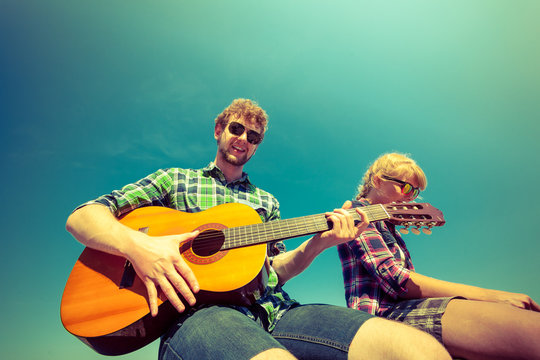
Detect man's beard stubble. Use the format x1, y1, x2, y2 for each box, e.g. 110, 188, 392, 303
218, 146, 252, 167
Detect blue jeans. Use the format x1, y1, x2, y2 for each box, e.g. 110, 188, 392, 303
159, 304, 373, 360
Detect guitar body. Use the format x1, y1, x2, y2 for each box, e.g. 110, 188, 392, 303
60, 203, 269, 355
61, 201, 445, 355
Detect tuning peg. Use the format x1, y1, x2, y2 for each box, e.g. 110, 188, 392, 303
399, 227, 409, 234
411, 227, 421, 235
422, 227, 432, 235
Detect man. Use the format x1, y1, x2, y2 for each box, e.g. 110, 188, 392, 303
66, 99, 450, 360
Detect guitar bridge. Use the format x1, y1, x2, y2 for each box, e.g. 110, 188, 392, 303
119, 226, 149, 289
119, 260, 136, 289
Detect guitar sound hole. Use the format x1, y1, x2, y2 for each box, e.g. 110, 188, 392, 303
191, 229, 225, 257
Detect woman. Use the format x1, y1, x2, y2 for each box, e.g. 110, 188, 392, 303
338, 152, 540, 360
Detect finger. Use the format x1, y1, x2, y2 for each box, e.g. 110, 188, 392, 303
513, 301, 527, 310
171, 230, 200, 251
158, 278, 187, 314
528, 298, 540, 312
355, 208, 368, 224
169, 267, 198, 306
324, 213, 340, 234
508, 297, 528, 310
176, 230, 200, 244
172, 230, 200, 294
354, 209, 369, 235
341, 200, 353, 210
143, 280, 159, 317
518, 302, 528, 310
330, 211, 345, 233
333, 208, 354, 230
173, 251, 199, 294
342, 201, 365, 232
338, 208, 355, 229
355, 208, 369, 224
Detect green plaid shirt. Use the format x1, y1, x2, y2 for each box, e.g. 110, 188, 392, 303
79, 162, 298, 330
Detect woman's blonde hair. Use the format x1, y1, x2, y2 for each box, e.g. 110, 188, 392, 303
356, 152, 427, 200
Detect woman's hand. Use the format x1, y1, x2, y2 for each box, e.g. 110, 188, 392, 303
484, 289, 540, 311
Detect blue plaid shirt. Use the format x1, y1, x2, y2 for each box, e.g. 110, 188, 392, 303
80, 162, 298, 330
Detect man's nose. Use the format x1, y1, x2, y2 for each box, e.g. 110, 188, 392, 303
238, 130, 248, 142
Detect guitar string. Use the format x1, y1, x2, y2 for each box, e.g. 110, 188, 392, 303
223, 206, 392, 244
189, 207, 423, 252
188, 205, 392, 252
192, 206, 393, 250
189, 204, 439, 251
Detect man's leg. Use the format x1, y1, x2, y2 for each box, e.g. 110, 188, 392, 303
270, 304, 450, 360
159, 305, 294, 360
441, 299, 540, 360
251, 348, 297, 360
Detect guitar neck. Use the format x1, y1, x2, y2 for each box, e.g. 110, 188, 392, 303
221, 204, 388, 250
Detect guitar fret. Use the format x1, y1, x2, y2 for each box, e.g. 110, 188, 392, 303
297, 217, 310, 238
256, 222, 268, 243
221, 203, 440, 251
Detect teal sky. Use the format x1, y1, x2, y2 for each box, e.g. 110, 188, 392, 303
2, 1, 539, 359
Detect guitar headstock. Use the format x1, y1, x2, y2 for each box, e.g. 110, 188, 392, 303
383, 202, 445, 235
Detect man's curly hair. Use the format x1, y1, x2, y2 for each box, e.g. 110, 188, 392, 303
215, 99, 268, 133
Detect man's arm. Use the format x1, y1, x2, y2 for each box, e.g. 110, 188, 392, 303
66, 203, 200, 316
404, 272, 540, 311
272, 202, 369, 284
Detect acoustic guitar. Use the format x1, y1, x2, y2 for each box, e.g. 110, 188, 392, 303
60, 202, 444, 355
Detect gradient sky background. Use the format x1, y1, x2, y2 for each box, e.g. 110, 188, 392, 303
2, 1, 539, 359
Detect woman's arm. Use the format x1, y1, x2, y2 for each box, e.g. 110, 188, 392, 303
404, 271, 540, 311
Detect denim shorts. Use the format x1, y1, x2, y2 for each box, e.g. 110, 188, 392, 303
159, 303, 373, 360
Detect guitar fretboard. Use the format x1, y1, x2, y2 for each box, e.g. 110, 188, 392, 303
220, 204, 389, 250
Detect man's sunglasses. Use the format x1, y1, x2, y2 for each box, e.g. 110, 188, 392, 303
227, 121, 263, 145
381, 175, 420, 199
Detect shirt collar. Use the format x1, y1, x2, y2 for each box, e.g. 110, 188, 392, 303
202, 162, 251, 185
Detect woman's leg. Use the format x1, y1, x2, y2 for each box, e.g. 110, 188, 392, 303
442, 299, 540, 360
271, 304, 450, 360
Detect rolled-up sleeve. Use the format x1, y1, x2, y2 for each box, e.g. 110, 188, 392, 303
74, 169, 174, 216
